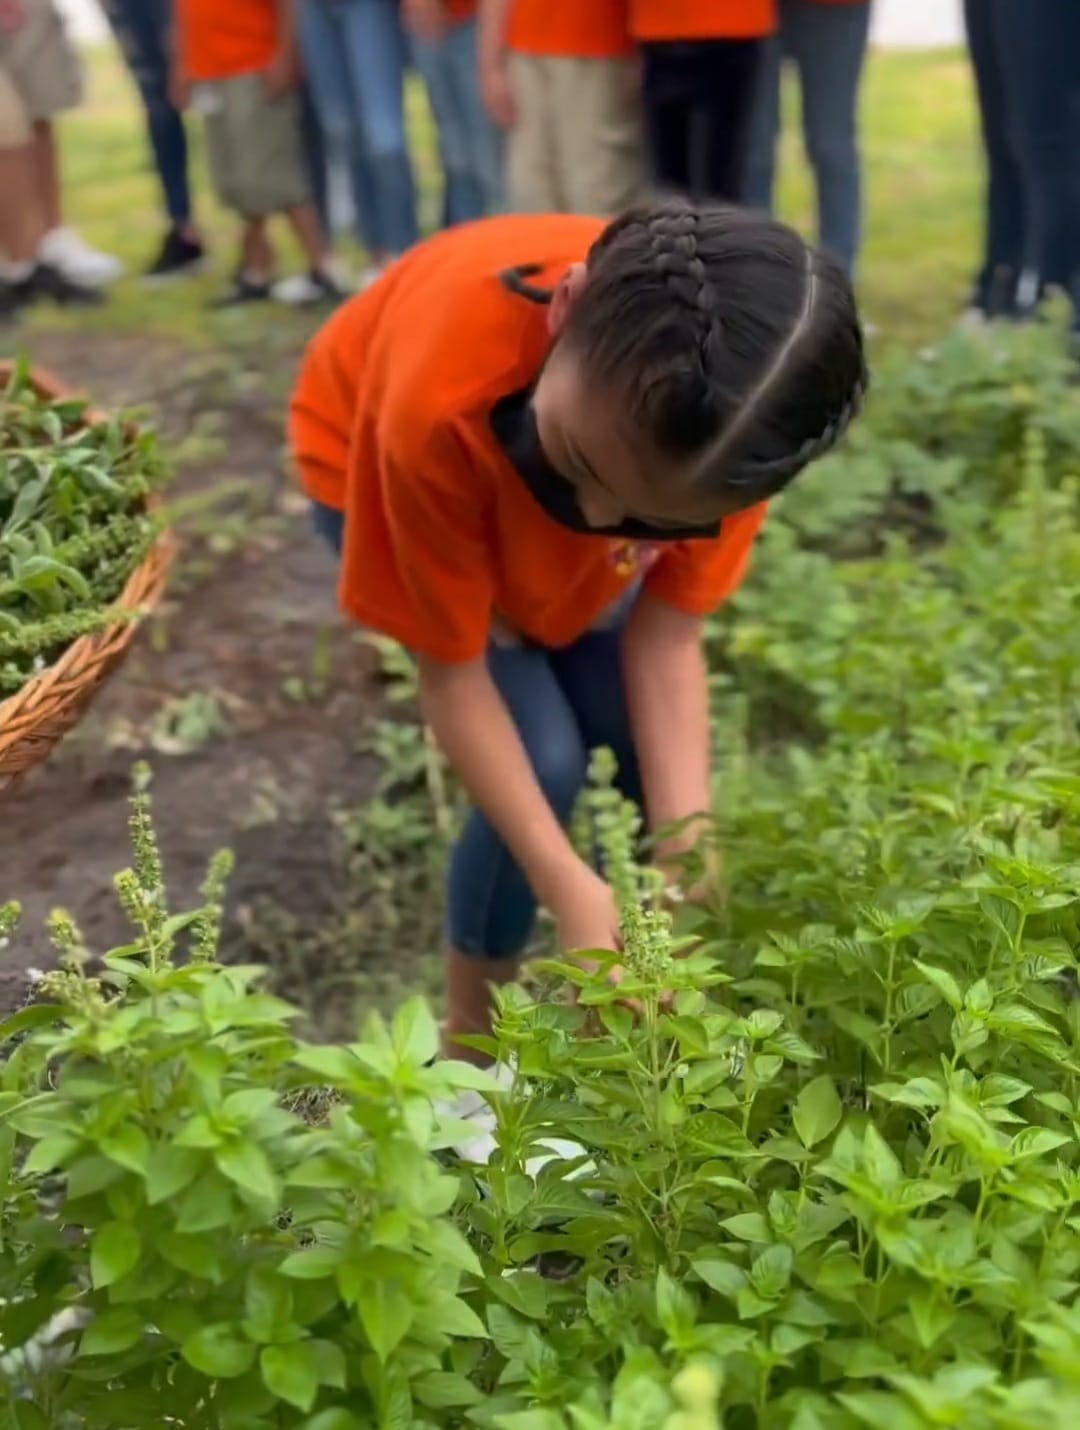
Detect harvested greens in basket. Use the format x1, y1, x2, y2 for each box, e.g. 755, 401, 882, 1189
0, 361, 169, 698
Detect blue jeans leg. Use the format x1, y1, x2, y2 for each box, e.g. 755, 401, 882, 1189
412, 18, 503, 224
339, 0, 420, 255
448, 645, 590, 960
298, 0, 403, 255
786, 0, 870, 276
309, 498, 640, 961
298, 79, 331, 239
447, 628, 641, 960
104, 0, 192, 226
311, 500, 345, 553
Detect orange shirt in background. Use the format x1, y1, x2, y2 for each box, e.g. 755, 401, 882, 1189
290, 215, 767, 665
507, 0, 635, 59
175, 0, 278, 84
630, 0, 775, 41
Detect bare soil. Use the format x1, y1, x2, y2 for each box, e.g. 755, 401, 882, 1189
0, 331, 391, 1024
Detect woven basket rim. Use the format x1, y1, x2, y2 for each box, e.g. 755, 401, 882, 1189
0, 361, 175, 779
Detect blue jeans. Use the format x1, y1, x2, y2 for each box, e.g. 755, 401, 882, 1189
298, 0, 419, 257
311, 501, 642, 960
104, 0, 192, 226
411, 17, 503, 223
745, 0, 871, 276
964, 0, 1080, 318
299, 79, 331, 239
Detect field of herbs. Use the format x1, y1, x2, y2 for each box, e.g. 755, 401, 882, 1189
2, 317, 1080, 1429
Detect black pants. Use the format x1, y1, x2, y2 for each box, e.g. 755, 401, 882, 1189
641, 40, 764, 204
1027, 0, 1080, 307
965, 0, 1080, 318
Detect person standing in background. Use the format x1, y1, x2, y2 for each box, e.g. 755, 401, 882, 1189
960, 0, 1037, 321
171, 0, 345, 306
404, 0, 502, 223
478, 0, 643, 216
298, 75, 332, 241
298, 0, 418, 283
744, 0, 871, 278
104, 0, 207, 279
1024, 0, 1080, 341
0, 63, 102, 317
630, 0, 774, 205
0, 0, 124, 290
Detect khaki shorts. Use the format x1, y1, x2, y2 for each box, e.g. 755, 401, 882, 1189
0, 0, 82, 126
196, 72, 310, 220
507, 53, 645, 216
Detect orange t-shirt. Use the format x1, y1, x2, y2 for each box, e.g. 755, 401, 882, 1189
175, 0, 277, 84
507, 0, 634, 58
290, 215, 767, 665
630, 0, 775, 40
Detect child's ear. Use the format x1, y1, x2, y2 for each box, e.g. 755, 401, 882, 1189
548, 262, 587, 337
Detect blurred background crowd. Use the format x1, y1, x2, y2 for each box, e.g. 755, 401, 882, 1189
1, 0, 1078, 338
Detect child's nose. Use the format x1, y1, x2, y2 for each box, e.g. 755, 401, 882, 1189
577, 488, 624, 529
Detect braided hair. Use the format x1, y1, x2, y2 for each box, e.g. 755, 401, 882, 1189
559, 200, 868, 507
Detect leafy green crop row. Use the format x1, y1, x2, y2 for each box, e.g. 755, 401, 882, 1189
0, 361, 169, 697
1, 322, 1080, 1428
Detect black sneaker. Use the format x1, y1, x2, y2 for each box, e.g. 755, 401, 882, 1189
143, 227, 206, 282
984, 264, 1022, 321
16, 262, 105, 308
210, 273, 273, 309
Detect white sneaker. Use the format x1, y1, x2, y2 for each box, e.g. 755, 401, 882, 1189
272, 259, 352, 307
441, 1084, 500, 1164
38, 227, 124, 287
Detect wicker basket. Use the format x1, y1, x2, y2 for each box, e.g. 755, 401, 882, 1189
0, 363, 175, 790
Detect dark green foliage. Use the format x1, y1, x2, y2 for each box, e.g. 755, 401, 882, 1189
0, 359, 169, 696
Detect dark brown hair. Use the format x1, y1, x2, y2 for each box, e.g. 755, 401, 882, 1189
559, 200, 868, 505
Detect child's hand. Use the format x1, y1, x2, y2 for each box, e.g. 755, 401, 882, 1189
655, 817, 724, 910
548, 864, 621, 960
480, 52, 516, 129
264, 47, 299, 98
403, 0, 448, 43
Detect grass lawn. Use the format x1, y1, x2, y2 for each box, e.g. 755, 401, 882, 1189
3, 43, 980, 353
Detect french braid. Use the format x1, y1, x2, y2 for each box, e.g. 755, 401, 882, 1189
569, 199, 867, 504
726, 373, 869, 495
640, 206, 720, 354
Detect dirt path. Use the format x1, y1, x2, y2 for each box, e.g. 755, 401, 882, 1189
0, 332, 390, 1024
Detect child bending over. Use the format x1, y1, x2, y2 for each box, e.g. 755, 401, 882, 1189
290, 203, 866, 1077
